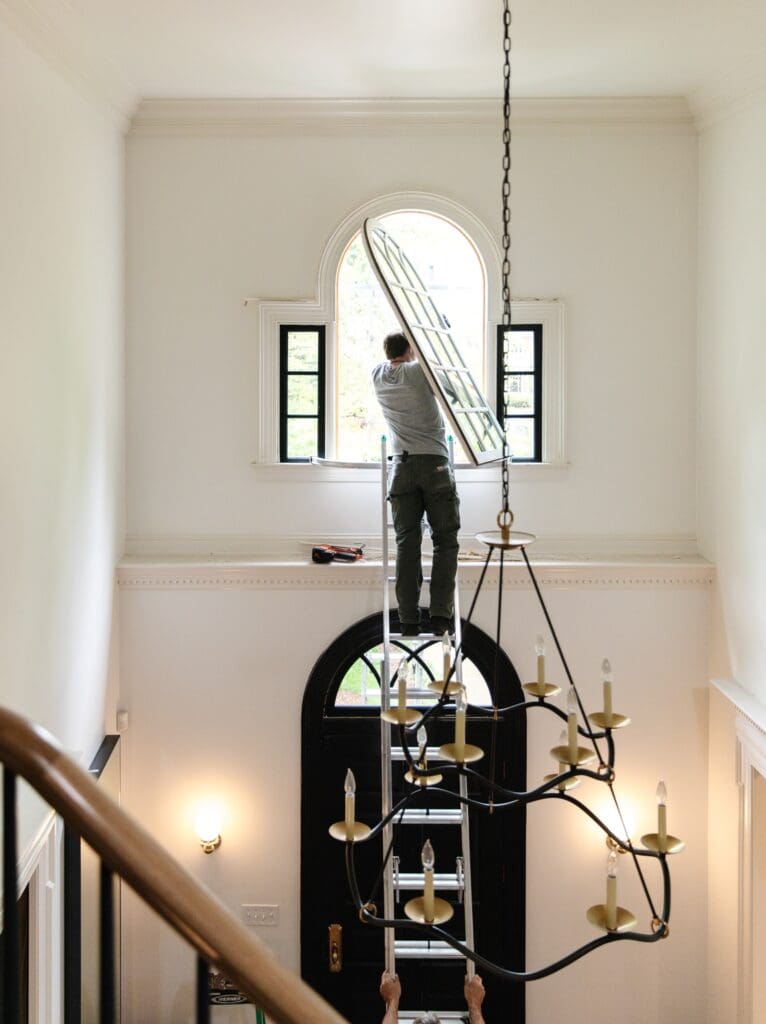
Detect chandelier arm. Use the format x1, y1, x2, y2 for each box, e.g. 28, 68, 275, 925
520, 547, 606, 764
457, 765, 612, 802
466, 699, 609, 745
349, 888, 666, 985
549, 793, 663, 859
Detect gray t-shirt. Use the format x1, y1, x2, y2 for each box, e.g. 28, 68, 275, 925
371, 360, 448, 457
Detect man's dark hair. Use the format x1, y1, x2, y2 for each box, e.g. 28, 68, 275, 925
383, 331, 410, 360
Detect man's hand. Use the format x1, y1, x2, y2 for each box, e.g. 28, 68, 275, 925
464, 973, 485, 1012
380, 970, 402, 1007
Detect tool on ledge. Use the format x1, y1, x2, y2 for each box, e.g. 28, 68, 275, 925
311, 544, 365, 564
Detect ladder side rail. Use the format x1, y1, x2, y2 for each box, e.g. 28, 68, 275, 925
458, 772, 476, 980
448, 436, 475, 978
380, 435, 396, 973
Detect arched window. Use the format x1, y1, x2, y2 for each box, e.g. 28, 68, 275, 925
256, 192, 563, 468
335, 211, 486, 462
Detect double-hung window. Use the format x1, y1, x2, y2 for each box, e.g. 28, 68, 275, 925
279, 325, 326, 463
497, 324, 543, 463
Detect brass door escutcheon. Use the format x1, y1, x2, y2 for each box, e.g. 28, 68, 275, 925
328, 923, 342, 972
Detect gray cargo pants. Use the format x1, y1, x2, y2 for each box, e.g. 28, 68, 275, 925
388, 454, 461, 626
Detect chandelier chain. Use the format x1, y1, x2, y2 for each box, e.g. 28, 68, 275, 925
501, 0, 512, 512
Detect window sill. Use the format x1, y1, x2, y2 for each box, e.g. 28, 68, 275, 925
250, 460, 571, 483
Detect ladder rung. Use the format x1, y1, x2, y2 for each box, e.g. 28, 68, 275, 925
387, 575, 432, 582
390, 631, 452, 641
399, 1015, 467, 1023
395, 940, 467, 959
399, 809, 463, 825
391, 746, 447, 761
387, 690, 440, 703
397, 872, 462, 890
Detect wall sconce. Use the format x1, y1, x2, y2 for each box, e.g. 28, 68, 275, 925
195, 806, 222, 854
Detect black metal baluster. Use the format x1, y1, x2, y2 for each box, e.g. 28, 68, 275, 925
99, 863, 115, 1023
196, 955, 210, 1024
63, 825, 82, 1024
2, 767, 19, 1024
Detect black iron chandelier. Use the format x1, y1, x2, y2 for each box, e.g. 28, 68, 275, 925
329, 0, 683, 983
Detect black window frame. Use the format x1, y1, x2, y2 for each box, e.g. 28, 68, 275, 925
279, 324, 326, 463
496, 323, 543, 463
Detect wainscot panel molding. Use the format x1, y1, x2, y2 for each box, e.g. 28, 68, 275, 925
117, 557, 713, 591
129, 96, 695, 137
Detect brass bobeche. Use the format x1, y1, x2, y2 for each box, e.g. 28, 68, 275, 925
589, 711, 631, 730
404, 895, 454, 926
380, 707, 422, 726
549, 743, 597, 767
404, 765, 443, 786
328, 821, 372, 843
427, 679, 463, 696
641, 833, 685, 855
543, 771, 579, 792
523, 681, 562, 699
586, 904, 637, 933
437, 742, 484, 765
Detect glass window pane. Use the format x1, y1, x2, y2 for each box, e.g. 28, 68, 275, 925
287, 418, 318, 460
503, 330, 535, 372
505, 418, 535, 460
364, 218, 503, 464
287, 331, 319, 372
287, 375, 318, 415
334, 646, 492, 707
503, 374, 535, 414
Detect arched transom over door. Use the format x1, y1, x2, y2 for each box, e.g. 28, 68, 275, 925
301, 611, 526, 1024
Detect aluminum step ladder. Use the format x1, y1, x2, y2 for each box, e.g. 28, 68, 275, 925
379, 436, 476, 1019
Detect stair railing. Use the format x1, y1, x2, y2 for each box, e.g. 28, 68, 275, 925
0, 707, 348, 1024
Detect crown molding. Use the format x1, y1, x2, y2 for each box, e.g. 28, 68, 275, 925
0, 0, 135, 128
129, 96, 694, 138
689, 50, 766, 131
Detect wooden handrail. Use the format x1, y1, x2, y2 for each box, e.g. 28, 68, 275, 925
0, 708, 349, 1024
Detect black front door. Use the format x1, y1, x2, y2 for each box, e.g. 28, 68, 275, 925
301, 612, 526, 1023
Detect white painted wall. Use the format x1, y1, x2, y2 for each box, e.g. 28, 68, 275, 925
0, 18, 125, 844
118, 565, 710, 1023
125, 121, 698, 552
698, 97, 766, 705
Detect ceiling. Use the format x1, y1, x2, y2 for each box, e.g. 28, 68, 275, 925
11, 0, 766, 103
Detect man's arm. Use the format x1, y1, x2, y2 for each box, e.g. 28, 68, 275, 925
464, 974, 486, 1024
380, 970, 401, 1024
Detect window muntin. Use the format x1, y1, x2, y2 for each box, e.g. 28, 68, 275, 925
335, 640, 492, 708
497, 324, 542, 463
363, 217, 504, 465
280, 325, 326, 462
335, 211, 485, 463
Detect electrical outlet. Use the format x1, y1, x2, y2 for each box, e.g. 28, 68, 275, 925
241, 904, 279, 927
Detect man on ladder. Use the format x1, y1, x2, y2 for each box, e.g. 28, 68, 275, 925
371, 331, 461, 637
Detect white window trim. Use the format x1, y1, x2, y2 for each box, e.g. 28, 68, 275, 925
736, 714, 766, 1024
247, 191, 567, 477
